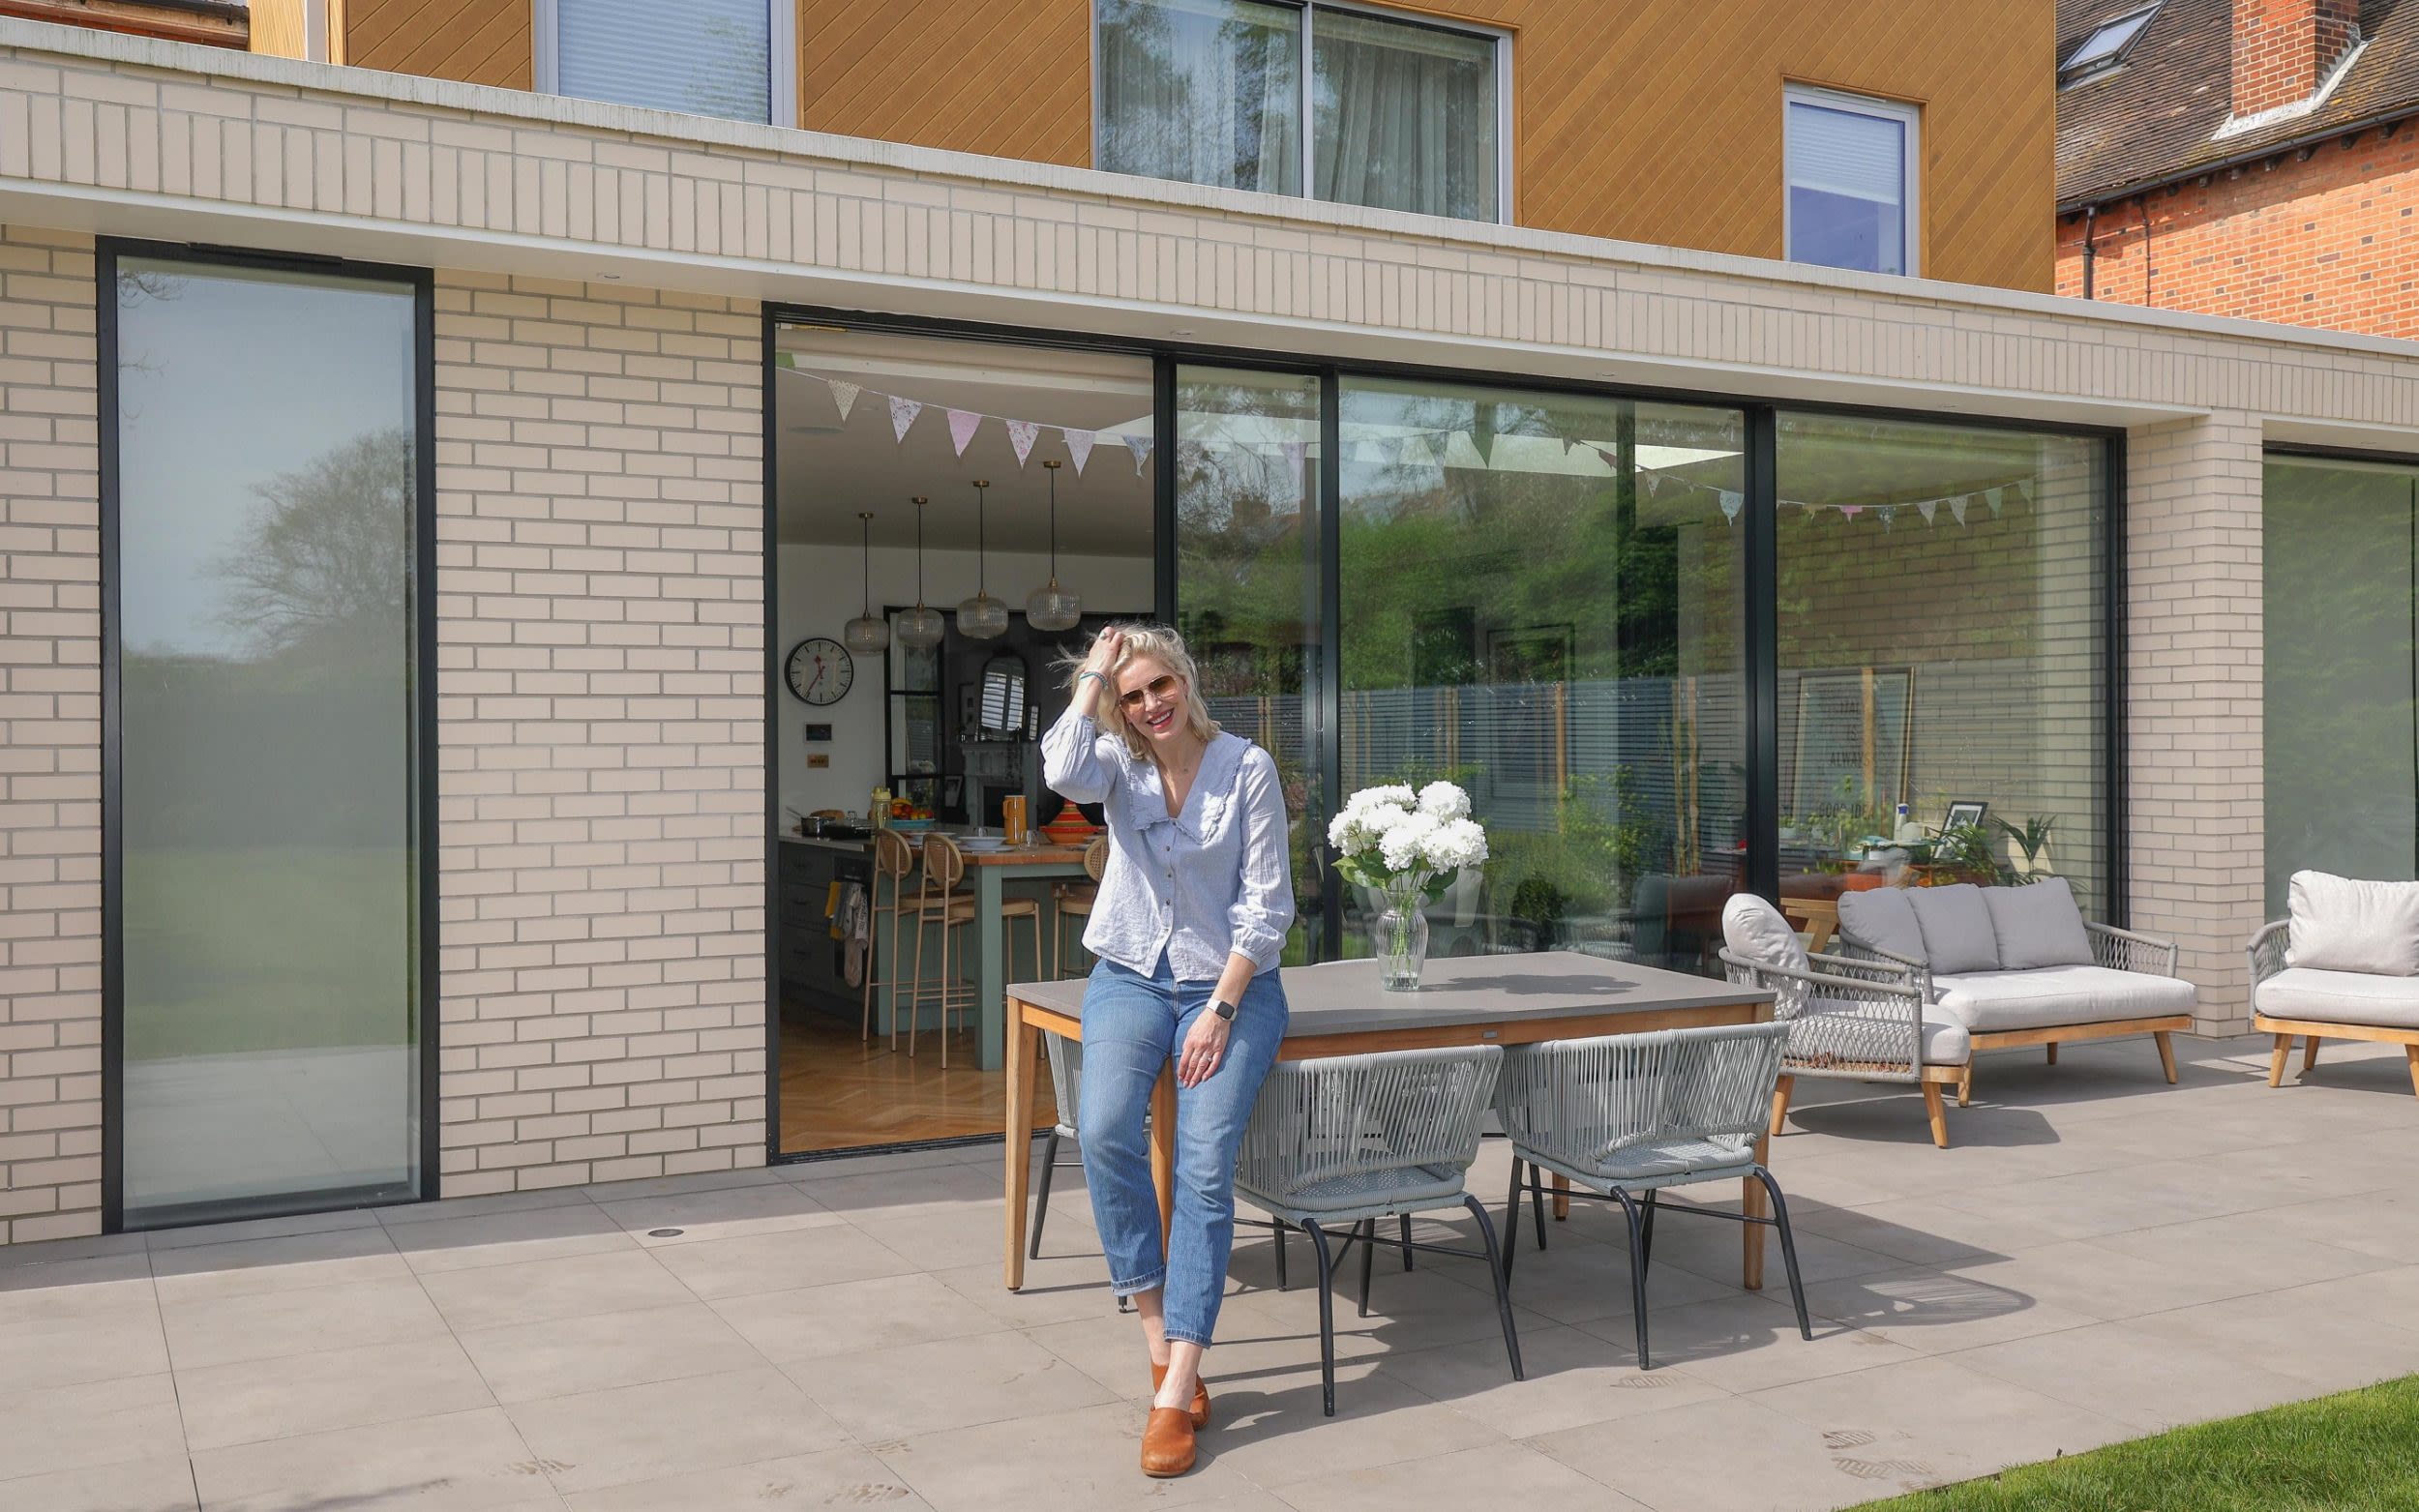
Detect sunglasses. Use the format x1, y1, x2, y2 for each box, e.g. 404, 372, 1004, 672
1118, 673, 1182, 712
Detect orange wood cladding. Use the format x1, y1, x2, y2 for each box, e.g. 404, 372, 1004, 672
334, 0, 2051, 291
347, 0, 530, 89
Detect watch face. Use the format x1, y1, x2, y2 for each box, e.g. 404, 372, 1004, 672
786, 637, 854, 705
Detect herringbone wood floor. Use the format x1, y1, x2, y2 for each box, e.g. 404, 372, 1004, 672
777, 1007, 1061, 1155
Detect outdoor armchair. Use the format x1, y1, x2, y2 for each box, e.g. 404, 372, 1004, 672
1494, 1021, 1810, 1370
1236, 1045, 1522, 1416
2248, 872, 2419, 1098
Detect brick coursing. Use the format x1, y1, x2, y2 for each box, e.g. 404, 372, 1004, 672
432, 272, 767, 1196
0, 225, 103, 1244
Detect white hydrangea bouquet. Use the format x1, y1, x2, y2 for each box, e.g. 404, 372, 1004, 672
1328, 782, 1488, 990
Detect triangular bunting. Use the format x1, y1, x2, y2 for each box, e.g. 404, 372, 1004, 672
889, 395, 923, 443
1986, 486, 2005, 519
1717, 489, 1743, 523
946, 408, 982, 457
1917, 498, 1937, 525
1063, 428, 1095, 475
1840, 505, 1863, 519
1877, 505, 1895, 530
1469, 425, 1495, 467
827, 378, 862, 423
1129, 433, 1154, 476
1950, 496, 1969, 526
1005, 419, 1039, 466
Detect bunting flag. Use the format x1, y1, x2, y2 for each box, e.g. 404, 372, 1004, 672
1129, 433, 1154, 476
1950, 496, 1969, 526
945, 407, 982, 457
1063, 428, 1095, 476
1876, 505, 1896, 530
1717, 489, 1743, 523
1005, 419, 1039, 467
1986, 486, 2006, 519
1917, 498, 1936, 525
1840, 505, 1863, 519
1642, 472, 1664, 499
827, 378, 862, 423
888, 395, 923, 443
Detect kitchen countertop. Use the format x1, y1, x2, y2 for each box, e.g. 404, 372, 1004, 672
779, 833, 873, 854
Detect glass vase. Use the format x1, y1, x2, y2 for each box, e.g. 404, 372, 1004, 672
1375, 884, 1430, 992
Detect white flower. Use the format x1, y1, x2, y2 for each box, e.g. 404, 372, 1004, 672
1418, 782, 1471, 821
1378, 812, 1438, 874
1419, 816, 1489, 872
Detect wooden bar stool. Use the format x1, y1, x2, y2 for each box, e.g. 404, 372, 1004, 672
1051, 836, 1110, 979
911, 833, 1042, 1068
861, 828, 919, 1046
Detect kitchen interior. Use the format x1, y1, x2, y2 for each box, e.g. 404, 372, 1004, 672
772, 324, 1156, 1154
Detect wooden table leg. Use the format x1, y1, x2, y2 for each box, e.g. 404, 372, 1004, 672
1150, 1062, 1178, 1250
1550, 1171, 1570, 1221
1741, 1133, 1769, 1291
974, 868, 1006, 1072
1002, 1004, 1039, 1290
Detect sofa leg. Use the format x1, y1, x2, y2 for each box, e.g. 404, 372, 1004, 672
2404, 1044, 2418, 1099
2046, 1042, 2058, 1066
1956, 1068, 1973, 1109
2300, 1035, 2320, 1079
2156, 1030, 2178, 1085
1921, 1082, 1949, 1149
1767, 1076, 1795, 1139
2267, 1033, 2293, 1088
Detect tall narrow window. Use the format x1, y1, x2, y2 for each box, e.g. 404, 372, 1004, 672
1097, 0, 1506, 222
110, 253, 427, 1229
538, 0, 794, 125
1785, 86, 1918, 277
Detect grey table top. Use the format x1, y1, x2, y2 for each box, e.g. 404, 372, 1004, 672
1009, 950, 1772, 1036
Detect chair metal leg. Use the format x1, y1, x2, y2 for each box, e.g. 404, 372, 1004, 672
1272, 1219, 1289, 1291
1461, 1194, 1524, 1381
1028, 1129, 1058, 1260
1640, 1189, 1657, 1272
1503, 1157, 1524, 1281
1399, 1213, 1415, 1271
1754, 1168, 1813, 1341
1357, 1217, 1376, 1318
1303, 1220, 1337, 1416
1610, 1185, 1653, 1369
1530, 1163, 1549, 1252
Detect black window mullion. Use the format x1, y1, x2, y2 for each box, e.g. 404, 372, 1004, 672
1745, 405, 1780, 904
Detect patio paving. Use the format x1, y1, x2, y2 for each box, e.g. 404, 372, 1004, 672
6, 1032, 2419, 1511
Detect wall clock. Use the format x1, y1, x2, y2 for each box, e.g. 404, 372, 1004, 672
786, 637, 854, 705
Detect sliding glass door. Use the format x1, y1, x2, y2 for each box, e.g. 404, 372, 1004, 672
108, 251, 429, 1228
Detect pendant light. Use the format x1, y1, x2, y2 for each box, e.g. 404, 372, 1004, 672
895, 496, 945, 649
956, 478, 1009, 639
1025, 459, 1082, 632
843, 511, 890, 654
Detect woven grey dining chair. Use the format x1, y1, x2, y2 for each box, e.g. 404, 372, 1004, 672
1495, 1021, 1810, 1370
1236, 1044, 1522, 1416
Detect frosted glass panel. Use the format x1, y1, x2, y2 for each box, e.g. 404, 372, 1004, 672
114, 257, 423, 1228
556, 0, 771, 123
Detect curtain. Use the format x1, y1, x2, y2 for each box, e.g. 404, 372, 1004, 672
1098, 0, 1301, 195
1312, 10, 1497, 222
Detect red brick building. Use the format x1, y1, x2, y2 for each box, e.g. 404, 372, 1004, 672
2057, 0, 2419, 337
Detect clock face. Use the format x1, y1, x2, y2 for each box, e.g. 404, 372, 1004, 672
786, 637, 854, 705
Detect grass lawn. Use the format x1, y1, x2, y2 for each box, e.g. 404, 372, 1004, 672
1856, 1375, 2419, 1510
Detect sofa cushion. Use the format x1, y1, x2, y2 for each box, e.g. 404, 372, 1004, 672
1837, 886, 1926, 965
1909, 884, 2001, 974
1787, 1001, 1971, 1066
2286, 871, 2419, 976
1721, 894, 1808, 976
1928, 964, 2196, 1034
2255, 967, 2419, 1030
1984, 878, 2095, 970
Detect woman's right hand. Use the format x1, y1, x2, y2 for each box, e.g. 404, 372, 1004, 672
1072, 626, 1123, 717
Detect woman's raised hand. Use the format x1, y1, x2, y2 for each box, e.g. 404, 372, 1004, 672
1084, 625, 1126, 676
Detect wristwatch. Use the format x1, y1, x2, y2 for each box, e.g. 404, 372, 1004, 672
1210, 997, 1238, 1023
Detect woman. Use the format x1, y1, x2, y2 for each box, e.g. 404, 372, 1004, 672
1041, 623, 1294, 1478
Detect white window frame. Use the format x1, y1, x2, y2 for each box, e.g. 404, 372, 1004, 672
1090, 0, 1513, 225
1782, 83, 1920, 279
533, 0, 800, 128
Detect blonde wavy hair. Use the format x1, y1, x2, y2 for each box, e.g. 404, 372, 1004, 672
1063, 622, 1221, 762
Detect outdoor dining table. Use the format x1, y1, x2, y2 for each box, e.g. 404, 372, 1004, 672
1000, 950, 1779, 1292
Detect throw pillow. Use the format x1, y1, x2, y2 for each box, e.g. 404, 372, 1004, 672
1908, 884, 2002, 975
1983, 878, 2095, 969
2287, 871, 2419, 976
1837, 886, 1926, 966
1720, 894, 1809, 976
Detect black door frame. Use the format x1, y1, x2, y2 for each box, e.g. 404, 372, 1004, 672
97, 238, 440, 1231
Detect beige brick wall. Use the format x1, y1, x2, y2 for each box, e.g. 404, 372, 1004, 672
432, 272, 767, 1196
0, 224, 102, 1244
2125, 412, 2266, 1031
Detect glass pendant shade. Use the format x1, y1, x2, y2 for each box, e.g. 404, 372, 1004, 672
843, 511, 890, 654
1024, 460, 1083, 631
957, 479, 1008, 639
897, 496, 945, 650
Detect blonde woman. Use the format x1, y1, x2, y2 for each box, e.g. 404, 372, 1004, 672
1040, 623, 1293, 1478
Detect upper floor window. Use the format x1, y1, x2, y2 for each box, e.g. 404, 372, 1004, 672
534, 0, 797, 126
2060, 4, 2159, 87
1096, 0, 1507, 223
1783, 85, 1918, 278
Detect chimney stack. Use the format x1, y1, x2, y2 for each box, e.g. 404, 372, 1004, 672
2231, 0, 2361, 118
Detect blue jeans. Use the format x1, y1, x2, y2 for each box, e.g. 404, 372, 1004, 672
1078, 954, 1288, 1348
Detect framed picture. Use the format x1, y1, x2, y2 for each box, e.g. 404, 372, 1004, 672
1943, 799, 1988, 832
1788, 667, 1915, 816
941, 776, 963, 812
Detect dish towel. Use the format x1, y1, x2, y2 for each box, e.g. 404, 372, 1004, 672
833, 881, 871, 989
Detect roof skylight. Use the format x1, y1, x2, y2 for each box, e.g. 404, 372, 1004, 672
2060, 4, 2160, 85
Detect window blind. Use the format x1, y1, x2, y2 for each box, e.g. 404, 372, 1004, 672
1785, 101, 1905, 206
555, 0, 772, 124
